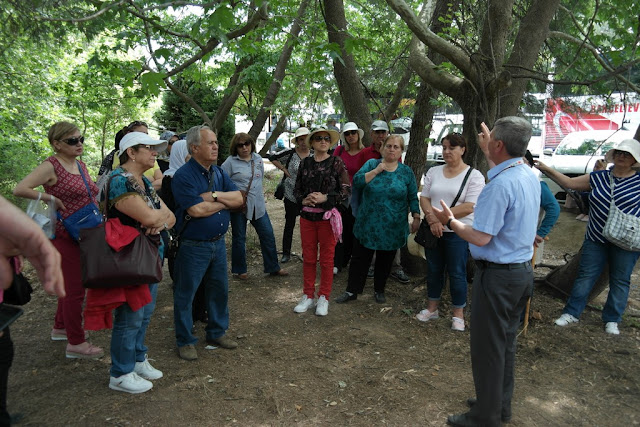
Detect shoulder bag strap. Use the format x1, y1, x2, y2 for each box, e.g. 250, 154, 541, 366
245, 158, 255, 193
451, 167, 474, 207
76, 160, 95, 202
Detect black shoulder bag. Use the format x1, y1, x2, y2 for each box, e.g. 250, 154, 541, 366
415, 167, 474, 249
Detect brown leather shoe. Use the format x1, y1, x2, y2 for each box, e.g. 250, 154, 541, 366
233, 273, 248, 280
206, 335, 238, 349
178, 344, 198, 361
269, 269, 289, 277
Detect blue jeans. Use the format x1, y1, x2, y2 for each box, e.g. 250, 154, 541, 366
425, 232, 469, 308
110, 283, 158, 377
230, 211, 280, 274
564, 238, 640, 323
173, 239, 229, 347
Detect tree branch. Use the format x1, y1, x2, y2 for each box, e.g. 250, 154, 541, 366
165, 2, 269, 78
548, 31, 640, 92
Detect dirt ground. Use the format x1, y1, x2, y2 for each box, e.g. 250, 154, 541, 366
9, 183, 640, 426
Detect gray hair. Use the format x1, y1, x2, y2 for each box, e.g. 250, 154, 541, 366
186, 125, 212, 155
492, 116, 532, 158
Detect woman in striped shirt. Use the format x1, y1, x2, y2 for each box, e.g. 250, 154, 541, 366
536, 138, 640, 335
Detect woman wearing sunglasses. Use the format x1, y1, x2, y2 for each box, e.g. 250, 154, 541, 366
13, 121, 104, 359
536, 138, 640, 335
292, 126, 351, 316
332, 122, 366, 274
221, 133, 288, 280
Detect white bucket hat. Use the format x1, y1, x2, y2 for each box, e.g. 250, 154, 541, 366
119, 132, 168, 155
340, 122, 364, 144
604, 138, 640, 168
290, 127, 310, 144
305, 125, 340, 148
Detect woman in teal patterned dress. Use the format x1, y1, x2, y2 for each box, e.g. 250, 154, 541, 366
336, 135, 420, 304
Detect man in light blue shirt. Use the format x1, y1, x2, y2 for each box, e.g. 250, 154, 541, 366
433, 117, 541, 427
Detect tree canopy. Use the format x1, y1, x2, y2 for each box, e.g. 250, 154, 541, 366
1, 0, 638, 202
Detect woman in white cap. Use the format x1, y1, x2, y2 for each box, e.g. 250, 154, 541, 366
536, 138, 640, 335
14, 121, 104, 360
293, 126, 350, 316
269, 127, 312, 263
332, 122, 366, 273
103, 131, 175, 393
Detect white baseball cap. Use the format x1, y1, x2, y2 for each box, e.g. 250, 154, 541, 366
119, 132, 168, 155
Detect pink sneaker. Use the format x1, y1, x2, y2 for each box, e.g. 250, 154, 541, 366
416, 309, 439, 322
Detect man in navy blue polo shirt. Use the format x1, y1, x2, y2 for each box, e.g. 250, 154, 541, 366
433, 117, 540, 426
172, 125, 243, 361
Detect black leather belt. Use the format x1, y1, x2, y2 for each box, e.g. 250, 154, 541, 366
475, 260, 530, 270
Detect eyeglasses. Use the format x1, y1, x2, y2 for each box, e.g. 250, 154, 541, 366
127, 121, 148, 130
613, 149, 633, 158
61, 136, 85, 145
312, 135, 332, 142
344, 130, 358, 136
237, 141, 252, 148
136, 144, 157, 151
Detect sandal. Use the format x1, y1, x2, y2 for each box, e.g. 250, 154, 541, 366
66, 342, 104, 360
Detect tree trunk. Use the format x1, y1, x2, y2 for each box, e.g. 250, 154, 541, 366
322, 0, 372, 144
383, 66, 413, 123
543, 247, 609, 303
258, 115, 288, 157
248, 0, 311, 142
212, 58, 252, 134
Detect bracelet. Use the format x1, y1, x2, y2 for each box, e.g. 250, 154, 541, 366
446, 218, 454, 229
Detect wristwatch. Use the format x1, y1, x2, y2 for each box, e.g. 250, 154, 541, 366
446, 218, 454, 230
211, 191, 218, 202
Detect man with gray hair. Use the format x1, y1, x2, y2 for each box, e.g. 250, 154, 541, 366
171, 125, 243, 361
432, 117, 540, 426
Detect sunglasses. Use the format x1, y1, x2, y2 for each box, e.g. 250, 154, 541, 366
136, 144, 158, 151
344, 130, 358, 136
312, 135, 332, 142
613, 149, 633, 158
373, 130, 387, 135
237, 141, 252, 148
61, 136, 85, 145
127, 120, 148, 130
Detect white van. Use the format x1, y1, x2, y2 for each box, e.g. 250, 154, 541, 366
542, 129, 636, 198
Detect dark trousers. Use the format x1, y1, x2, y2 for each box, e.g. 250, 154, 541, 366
469, 263, 533, 426
282, 198, 300, 255
334, 206, 355, 270
346, 238, 396, 294
0, 328, 14, 427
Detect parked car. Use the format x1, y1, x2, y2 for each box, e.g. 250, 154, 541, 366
542, 129, 636, 198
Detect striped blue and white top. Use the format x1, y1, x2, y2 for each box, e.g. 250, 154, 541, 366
587, 170, 640, 243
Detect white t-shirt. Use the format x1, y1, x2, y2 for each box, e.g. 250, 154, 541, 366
421, 165, 485, 231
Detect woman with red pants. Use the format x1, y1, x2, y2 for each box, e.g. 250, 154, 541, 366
293, 126, 350, 316
14, 121, 104, 359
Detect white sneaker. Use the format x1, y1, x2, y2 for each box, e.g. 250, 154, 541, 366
416, 309, 439, 322
554, 313, 579, 326
451, 317, 465, 332
294, 295, 315, 313
109, 372, 153, 394
315, 295, 329, 316
134, 355, 163, 380
605, 322, 620, 335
